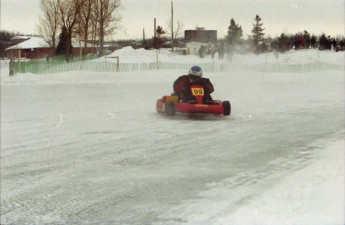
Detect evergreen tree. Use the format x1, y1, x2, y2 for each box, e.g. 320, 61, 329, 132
0, 30, 28, 58
226, 18, 243, 47
251, 15, 265, 53
152, 26, 166, 49
55, 26, 72, 58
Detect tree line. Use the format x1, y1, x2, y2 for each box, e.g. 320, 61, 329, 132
226, 15, 344, 54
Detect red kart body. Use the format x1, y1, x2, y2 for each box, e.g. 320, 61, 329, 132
156, 85, 231, 116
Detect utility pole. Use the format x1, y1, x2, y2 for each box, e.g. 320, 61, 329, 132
154, 18, 157, 38
171, 1, 174, 52
154, 18, 158, 69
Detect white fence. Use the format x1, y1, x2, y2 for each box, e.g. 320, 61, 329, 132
34, 61, 227, 74
14, 60, 345, 74
242, 62, 345, 73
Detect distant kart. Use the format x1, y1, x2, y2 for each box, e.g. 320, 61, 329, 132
156, 84, 231, 116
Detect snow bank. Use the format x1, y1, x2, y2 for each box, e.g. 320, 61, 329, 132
97, 46, 345, 65
1, 48, 343, 79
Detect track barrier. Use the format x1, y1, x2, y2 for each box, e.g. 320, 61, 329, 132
12, 56, 344, 74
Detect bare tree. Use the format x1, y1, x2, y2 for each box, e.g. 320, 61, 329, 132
37, 0, 123, 58
57, 0, 86, 61
78, 0, 96, 48
94, 0, 122, 56
166, 19, 184, 40
37, 0, 60, 48
90, 14, 99, 49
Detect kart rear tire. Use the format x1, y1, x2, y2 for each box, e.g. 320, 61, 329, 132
165, 102, 176, 116
222, 101, 231, 116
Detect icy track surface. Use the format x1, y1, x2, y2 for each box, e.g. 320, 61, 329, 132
1, 69, 344, 225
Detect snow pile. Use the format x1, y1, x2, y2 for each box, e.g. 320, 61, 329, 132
96, 46, 210, 63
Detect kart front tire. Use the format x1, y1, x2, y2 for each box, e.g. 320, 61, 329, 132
222, 101, 231, 116
165, 102, 176, 116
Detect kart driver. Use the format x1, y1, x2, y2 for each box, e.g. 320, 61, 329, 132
173, 65, 214, 103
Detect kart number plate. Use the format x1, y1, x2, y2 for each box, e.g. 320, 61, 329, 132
191, 88, 204, 96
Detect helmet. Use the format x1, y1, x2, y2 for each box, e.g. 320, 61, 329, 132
189, 66, 203, 77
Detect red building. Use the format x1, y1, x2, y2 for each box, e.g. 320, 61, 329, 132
5, 36, 53, 59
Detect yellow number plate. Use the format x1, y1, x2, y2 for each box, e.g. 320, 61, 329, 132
191, 87, 204, 96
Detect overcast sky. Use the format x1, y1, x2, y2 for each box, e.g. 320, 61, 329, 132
1, 0, 344, 40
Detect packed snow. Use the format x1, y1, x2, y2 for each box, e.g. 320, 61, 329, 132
1, 49, 344, 225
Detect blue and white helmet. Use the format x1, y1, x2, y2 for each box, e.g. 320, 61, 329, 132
189, 66, 203, 77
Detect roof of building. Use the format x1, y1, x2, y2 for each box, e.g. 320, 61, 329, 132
6, 37, 50, 50
6, 36, 97, 51
11, 36, 32, 40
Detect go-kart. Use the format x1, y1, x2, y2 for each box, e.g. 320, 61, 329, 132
156, 84, 231, 116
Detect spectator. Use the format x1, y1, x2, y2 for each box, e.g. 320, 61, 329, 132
9, 59, 14, 76
340, 40, 344, 51
300, 38, 305, 49
226, 45, 233, 62
210, 45, 217, 59
218, 42, 225, 59
332, 39, 337, 51
311, 36, 316, 48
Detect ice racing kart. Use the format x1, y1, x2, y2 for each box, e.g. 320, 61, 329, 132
156, 84, 231, 116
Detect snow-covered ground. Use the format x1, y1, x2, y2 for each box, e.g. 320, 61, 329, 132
1, 49, 344, 225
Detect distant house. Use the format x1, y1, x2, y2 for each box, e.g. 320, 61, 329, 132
5, 36, 53, 59
5, 36, 97, 59
70, 39, 97, 56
